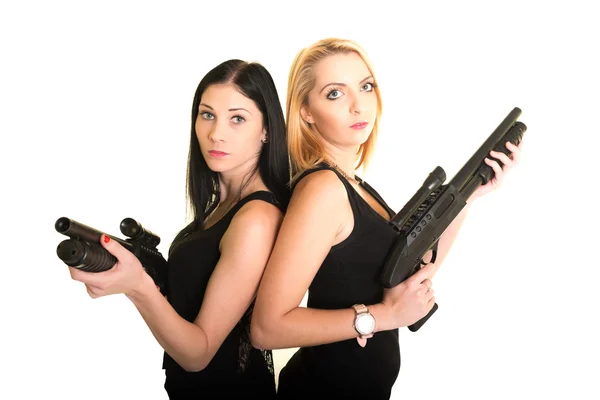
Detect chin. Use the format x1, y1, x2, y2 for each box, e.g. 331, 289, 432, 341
203, 158, 230, 173
350, 130, 372, 147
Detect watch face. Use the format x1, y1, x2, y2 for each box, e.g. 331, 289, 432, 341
355, 313, 375, 335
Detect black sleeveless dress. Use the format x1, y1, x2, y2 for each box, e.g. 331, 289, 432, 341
277, 165, 400, 399
162, 191, 280, 399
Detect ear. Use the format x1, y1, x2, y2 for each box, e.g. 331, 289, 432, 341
261, 127, 268, 143
300, 104, 314, 124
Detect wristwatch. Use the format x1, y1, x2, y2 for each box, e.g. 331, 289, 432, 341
352, 304, 375, 337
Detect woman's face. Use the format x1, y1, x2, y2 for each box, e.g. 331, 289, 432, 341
195, 83, 266, 174
302, 51, 378, 150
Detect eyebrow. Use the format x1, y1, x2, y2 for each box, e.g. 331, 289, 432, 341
199, 103, 252, 115
319, 75, 374, 94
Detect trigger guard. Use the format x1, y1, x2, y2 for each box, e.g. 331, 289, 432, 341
420, 242, 439, 265
430, 248, 438, 264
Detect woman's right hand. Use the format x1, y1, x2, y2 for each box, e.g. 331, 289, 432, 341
381, 262, 436, 328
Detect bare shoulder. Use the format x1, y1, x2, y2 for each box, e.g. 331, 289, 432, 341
226, 196, 284, 240
291, 169, 347, 208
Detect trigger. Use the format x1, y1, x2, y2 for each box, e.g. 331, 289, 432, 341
430, 241, 439, 264
420, 241, 439, 265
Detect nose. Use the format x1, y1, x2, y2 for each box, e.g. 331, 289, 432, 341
349, 93, 362, 115
208, 121, 226, 142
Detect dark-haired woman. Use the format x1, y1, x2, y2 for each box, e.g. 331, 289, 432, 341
69, 59, 290, 399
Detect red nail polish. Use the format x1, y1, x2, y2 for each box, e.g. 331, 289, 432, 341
103, 235, 110, 243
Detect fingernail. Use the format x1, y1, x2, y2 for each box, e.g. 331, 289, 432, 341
103, 235, 110, 243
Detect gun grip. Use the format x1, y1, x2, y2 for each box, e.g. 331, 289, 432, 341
408, 302, 438, 332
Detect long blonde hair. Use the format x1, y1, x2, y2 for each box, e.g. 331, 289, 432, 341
286, 38, 383, 182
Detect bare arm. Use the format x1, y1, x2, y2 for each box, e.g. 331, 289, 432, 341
422, 201, 472, 277
127, 201, 283, 371
251, 171, 434, 350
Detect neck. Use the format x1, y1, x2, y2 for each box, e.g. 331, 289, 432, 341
217, 159, 262, 204
322, 143, 359, 178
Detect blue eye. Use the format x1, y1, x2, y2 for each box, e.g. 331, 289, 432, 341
201, 112, 215, 120
362, 82, 375, 92
232, 116, 245, 124
326, 89, 342, 100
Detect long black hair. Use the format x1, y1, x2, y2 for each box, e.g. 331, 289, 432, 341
185, 59, 290, 231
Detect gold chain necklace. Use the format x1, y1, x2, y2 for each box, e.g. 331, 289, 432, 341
326, 160, 361, 185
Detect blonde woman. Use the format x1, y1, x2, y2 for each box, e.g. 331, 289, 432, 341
251, 38, 522, 399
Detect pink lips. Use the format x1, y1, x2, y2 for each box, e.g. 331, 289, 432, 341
208, 150, 228, 158
350, 122, 368, 130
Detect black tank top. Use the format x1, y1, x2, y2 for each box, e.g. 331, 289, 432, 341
277, 164, 401, 399
162, 190, 280, 399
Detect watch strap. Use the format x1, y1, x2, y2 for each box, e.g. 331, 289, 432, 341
352, 303, 369, 315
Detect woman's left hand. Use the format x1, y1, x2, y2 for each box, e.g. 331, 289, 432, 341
470, 141, 523, 202
69, 235, 151, 298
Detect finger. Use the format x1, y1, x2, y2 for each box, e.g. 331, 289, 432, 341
421, 283, 432, 295
100, 234, 133, 263
69, 267, 98, 283
489, 150, 513, 168
475, 182, 493, 198
88, 283, 103, 291
421, 249, 434, 264
506, 141, 522, 164
408, 263, 436, 286
516, 140, 524, 151
427, 288, 435, 301
86, 284, 101, 299
356, 336, 368, 348
506, 140, 522, 152
421, 278, 433, 291
69, 265, 113, 288
484, 158, 503, 180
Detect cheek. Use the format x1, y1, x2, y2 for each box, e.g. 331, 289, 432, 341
195, 128, 207, 149
195, 119, 205, 140
235, 125, 263, 153
366, 96, 378, 118
313, 105, 342, 130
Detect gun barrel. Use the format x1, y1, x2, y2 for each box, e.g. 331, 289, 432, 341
447, 107, 522, 192
55, 217, 105, 242
55, 217, 127, 247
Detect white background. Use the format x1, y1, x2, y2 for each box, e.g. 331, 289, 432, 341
2, 1, 598, 399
